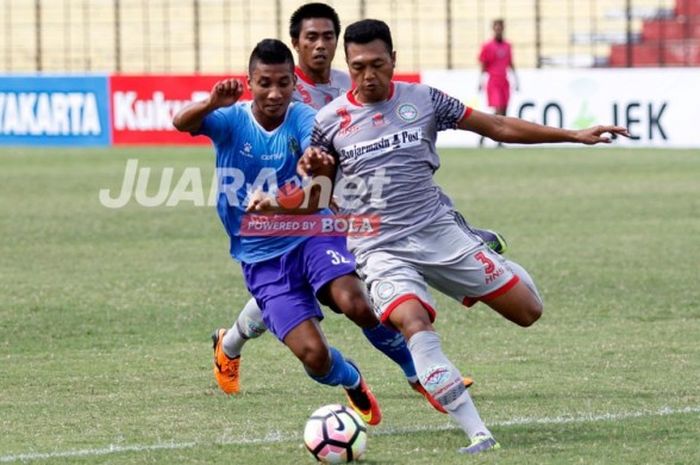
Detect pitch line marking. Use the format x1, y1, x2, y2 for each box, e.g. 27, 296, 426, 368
2, 405, 698, 463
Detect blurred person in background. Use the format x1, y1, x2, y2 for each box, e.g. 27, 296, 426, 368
478, 19, 519, 147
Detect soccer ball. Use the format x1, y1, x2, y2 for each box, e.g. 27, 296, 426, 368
303, 404, 367, 464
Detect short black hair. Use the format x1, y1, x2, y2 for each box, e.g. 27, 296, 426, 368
289, 3, 341, 40
343, 19, 393, 54
248, 39, 295, 75
493, 18, 504, 27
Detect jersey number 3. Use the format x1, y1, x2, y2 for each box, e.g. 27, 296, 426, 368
327, 250, 350, 265
474, 251, 496, 274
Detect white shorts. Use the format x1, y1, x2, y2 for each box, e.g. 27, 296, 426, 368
355, 211, 519, 323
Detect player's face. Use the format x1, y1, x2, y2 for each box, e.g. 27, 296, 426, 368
493, 22, 504, 41
345, 40, 396, 104
293, 18, 337, 74
248, 62, 296, 127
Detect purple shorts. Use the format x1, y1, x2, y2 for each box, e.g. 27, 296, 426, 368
242, 235, 356, 341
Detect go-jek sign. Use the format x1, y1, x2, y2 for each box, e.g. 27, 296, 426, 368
110, 75, 250, 145
424, 68, 700, 148
0, 75, 110, 146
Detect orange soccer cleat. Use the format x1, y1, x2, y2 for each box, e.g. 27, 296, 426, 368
211, 328, 241, 395
344, 360, 382, 426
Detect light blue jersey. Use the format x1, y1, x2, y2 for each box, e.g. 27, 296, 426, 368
197, 101, 317, 263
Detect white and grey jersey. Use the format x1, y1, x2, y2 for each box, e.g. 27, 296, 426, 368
311, 81, 470, 254
292, 67, 352, 110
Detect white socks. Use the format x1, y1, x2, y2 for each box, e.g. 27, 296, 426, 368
222, 297, 267, 358
408, 330, 491, 439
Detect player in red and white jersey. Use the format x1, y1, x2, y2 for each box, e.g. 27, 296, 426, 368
213, 4, 501, 404
289, 3, 351, 109
211, 4, 445, 411
300, 19, 629, 454
293, 67, 351, 110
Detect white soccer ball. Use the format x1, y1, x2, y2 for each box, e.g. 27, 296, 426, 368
303, 404, 367, 464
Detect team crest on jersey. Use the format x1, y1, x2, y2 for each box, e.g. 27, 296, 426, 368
239, 142, 253, 158
375, 281, 397, 301
396, 103, 418, 122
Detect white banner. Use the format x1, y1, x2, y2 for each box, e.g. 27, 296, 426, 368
422, 68, 700, 148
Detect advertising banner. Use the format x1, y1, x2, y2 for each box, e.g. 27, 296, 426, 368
110, 75, 250, 145
3, 70, 693, 148
0, 75, 110, 146
110, 73, 420, 145
423, 68, 700, 148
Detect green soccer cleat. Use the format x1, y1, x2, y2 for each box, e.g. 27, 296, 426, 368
473, 228, 508, 254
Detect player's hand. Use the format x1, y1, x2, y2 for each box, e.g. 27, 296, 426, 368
208, 79, 244, 109
297, 147, 335, 177
574, 125, 630, 145
246, 189, 274, 212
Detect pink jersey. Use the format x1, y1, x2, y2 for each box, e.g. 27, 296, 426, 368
479, 39, 512, 83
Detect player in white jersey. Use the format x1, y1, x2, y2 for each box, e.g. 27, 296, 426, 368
210, 4, 451, 413
214, 3, 496, 402
298, 20, 630, 454
293, 60, 351, 110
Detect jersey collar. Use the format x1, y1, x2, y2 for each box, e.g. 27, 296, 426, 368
245, 101, 293, 135
347, 81, 395, 107
294, 66, 333, 86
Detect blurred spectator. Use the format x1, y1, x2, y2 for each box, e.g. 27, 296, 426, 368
478, 19, 519, 147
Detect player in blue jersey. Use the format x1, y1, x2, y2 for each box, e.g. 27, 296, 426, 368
209, 3, 483, 409
172, 39, 399, 425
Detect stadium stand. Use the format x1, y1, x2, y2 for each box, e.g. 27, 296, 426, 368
0, 0, 695, 73
609, 0, 700, 65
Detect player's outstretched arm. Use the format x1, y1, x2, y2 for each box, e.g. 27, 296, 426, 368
172, 79, 244, 133
459, 109, 630, 145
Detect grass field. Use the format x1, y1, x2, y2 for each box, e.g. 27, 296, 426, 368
1, 146, 699, 465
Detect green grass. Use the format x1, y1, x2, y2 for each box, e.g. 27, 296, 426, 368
1, 146, 699, 465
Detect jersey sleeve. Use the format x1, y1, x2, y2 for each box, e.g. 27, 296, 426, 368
194, 105, 238, 144
310, 110, 337, 158
429, 86, 468, 131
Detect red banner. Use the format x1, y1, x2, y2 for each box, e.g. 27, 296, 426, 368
110, 75, 249, 145
110, 73, 421, 145
394, 73, 421, 83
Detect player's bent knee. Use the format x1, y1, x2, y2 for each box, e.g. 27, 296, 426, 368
296, 342, 331, 374
518, 299, 543, 327
337, 292, 377, 328
388, 299, 434, 338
